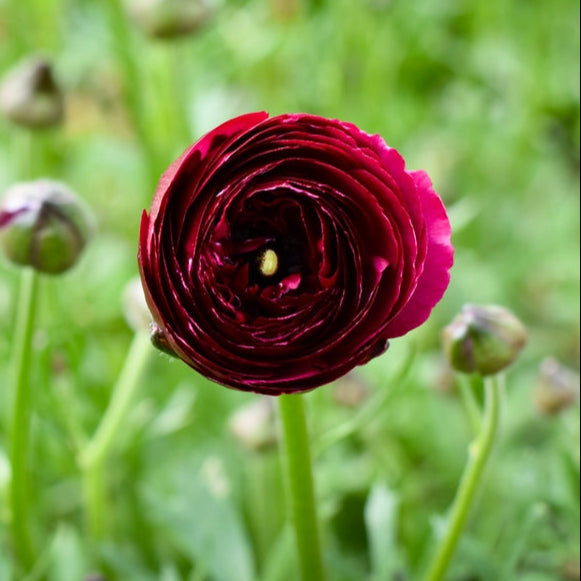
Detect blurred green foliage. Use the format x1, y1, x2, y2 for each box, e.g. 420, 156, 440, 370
0, 0, 579, 580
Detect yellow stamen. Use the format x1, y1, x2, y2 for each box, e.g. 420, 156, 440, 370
259, 248, 278, 276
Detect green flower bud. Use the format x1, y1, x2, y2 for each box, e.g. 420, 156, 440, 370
0, 57, 64, 129
442, 304, 527, 376
122, 277, 152, 332
125, 0, 213, 40
534, 357, 579, 416
0, 180, 94, 274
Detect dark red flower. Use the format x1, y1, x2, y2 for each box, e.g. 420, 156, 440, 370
138, 112, 453, 394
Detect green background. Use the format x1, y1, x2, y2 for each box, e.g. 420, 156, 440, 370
0, 0, 579, 579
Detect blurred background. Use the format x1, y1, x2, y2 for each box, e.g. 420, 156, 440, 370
0, 0, 579, 580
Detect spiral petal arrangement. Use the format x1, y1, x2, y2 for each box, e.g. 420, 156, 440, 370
139, 112, 453, 394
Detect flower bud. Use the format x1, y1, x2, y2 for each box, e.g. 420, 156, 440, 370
0, 57, 64, 129
0, 180, 94, 274
333, 374, 370, 408
228, 397, 277, 452
84, 575, 108, 581
561, 559, 580, 581
270, 0, 299, 21
122, 277, 152, 332
534, 357, 579, 415
442, 304, 527, 376
125, 0, 213, 40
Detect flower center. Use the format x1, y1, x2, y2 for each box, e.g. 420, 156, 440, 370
245, 237, 302, 288
258, 248, 279, 277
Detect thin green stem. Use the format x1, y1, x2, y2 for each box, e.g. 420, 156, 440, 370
278, 394, 326, 581
458, 375, 482, 437
9, 268, 40, 572
81, 330, 152, 540
106, 0, 165, 194
424, 375, 502, 581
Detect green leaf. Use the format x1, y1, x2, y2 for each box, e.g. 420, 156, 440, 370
364, 483, 406, 581
145, 453, 256, 581
47, 524, 86, 581
259, 524, 297, 581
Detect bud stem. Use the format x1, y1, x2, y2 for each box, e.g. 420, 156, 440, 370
424, 374, 502, 581
81, 330, 153, 539
278, 393, 326, 581
458, 375, 483, 436
9, 267, 39, 572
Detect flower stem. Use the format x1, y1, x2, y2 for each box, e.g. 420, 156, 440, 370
9, 267, 39, 572
81, 330, 152, 540
424, 375, 502, 581
278, 394, 326, 581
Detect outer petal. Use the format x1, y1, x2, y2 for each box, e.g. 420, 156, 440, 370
147, 111, 269, 226
383, 170, 454, 337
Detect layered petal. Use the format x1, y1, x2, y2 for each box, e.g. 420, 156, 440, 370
138, 112, 453, 394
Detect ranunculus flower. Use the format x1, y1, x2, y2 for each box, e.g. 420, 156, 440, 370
139, 112, 453, 394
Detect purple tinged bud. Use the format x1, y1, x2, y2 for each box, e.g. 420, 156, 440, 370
125, 0, 214, 39
442, 304, 527, 376
0, 57, 64, 129
534, 357, 579, 416
0, 180, 94, 275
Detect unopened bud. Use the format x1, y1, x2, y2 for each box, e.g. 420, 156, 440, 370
534, 357, 579, 415
0, 180, 94, 274
333, 374, 370, 408
84, 574, 108, 581
228, 398, 277, 452
0, 57, 64, 128
122, 277, 152, 332
125, 0, 213, 39
270, 0, 299, 21
442, 304, 527, 376
562, 559, 580, 581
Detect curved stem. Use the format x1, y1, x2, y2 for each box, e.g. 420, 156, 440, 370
278, 394, 326, 581
81, 330, 152, 540
424, 375, 502, 581
458, 375, 482, 437
9, 268, 39, 572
